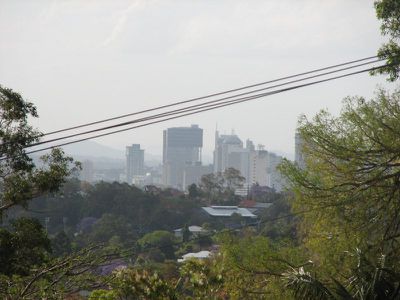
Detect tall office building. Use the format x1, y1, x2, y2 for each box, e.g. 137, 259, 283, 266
213, 131, 243, 173
126, 144, 144, 184
249, 150, 268, 186
162, 125, 203, 189
213, 131, 250, 184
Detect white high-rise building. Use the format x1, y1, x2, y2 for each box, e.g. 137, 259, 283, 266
213, 131, 251, 184
249, 150, 268, 186
126, 144, 144, 184
266, 152, 286, 192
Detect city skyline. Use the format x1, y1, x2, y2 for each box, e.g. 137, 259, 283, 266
0, 1, 393, 159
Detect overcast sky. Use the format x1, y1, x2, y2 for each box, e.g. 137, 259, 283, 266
0, 0, 396, 161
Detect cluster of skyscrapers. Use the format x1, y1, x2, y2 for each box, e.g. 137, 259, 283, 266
125, 124, 291, 192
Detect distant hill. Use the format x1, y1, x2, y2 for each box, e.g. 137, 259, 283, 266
61, 140, 125, 159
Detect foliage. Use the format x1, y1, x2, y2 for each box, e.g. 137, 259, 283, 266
0, 244, 121, 299
90, 268, 178, 300
199, 167, 245, 204
86, 213, 136, 247
277, 88, 400, 296
371, 0, 400, 81
138, 231, 177, 261
284, 249, 400, 299
179, 259, 225, 299
218, 232, 304, 299
0, 85, 80, 217
0, 218, 51, 276
51, 231, 72, 257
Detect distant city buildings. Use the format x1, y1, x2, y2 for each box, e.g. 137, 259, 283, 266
213, 131, 250, 183
213, 130, 286, 192
78, 125, 293, 193
126, 144, 145, 184
183, 163, 213, 189
162, 125, 203, 189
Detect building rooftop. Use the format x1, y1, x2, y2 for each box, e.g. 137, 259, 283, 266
174, 225, 205, 233
239, 200, 273, 209
178, 250, 211, 262
202, 206, 257, 218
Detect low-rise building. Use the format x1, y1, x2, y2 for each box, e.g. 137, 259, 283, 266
177, 250, 211, 263
173, 225, 206, 239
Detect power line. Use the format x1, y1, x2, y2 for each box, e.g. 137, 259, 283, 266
25, 58, 383, 149
15, 63, 391, 159
38, 55, 380, 138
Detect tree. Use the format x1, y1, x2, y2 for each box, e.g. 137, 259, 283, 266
138, 231, 177, 260
223, 167, 245, 192
279, 88, 400, 283
371, 0, 400, 81
87, 213, 136, 247
199, 168, 245, 204
199, 173, 223, 204
89, 268, 178, 300
51, 231, 72, 257
181, 224, 191, 242
188, 183, 200, 199
0, 85, 79, 216
0, 217, 51, 276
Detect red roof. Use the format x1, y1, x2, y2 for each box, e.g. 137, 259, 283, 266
239, 199, 257, 208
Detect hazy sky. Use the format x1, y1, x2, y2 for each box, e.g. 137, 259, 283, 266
0, 0, 395, 161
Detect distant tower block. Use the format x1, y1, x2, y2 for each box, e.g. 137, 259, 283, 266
126, 144, 145, 184
162, 125, 203, 189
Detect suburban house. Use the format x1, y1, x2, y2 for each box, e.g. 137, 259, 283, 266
173, 225, 206, 238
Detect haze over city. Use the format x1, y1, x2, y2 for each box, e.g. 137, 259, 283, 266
2, 1, 400, 298
0, 0, 392, 159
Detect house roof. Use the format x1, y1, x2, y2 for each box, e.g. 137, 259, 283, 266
239, 200, 273, 209
178, 250, 211, 262
174, 225, 204, 233
202, 206, 257, 218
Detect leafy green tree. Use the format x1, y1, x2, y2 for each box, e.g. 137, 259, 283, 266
89, 268, 178, 300
200, 173, 223, 204
223, 167, 245, 192
188, 183, 200, 199
87, 213, 136, 247
181, 224, 191, 242
0, 244, 120, 299
279, 88, 400, 285
0, 85, 79, 216
0, 218, 51, 276
200, 168, 245, 204
138, 231, 177, 260
51, 231, 72, 257
371, 0, 400, 81
284, 249, 400, 299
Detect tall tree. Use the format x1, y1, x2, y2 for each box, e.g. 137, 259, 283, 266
0, 86, 79, 216
371, 0, 400, 81
279, 88, 400, 279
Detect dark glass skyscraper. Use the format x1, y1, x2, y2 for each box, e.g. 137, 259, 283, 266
162, 125, 203, 189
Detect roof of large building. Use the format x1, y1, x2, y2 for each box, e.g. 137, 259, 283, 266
239, 200, 273, 209
201, 206, 257, 218
219, 134, 242, 145
174, 225, 205, 233
178, 250, 211, 262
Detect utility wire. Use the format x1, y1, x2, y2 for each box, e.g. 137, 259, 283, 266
39, 55, 380, 137
25, 58, 383, 149
14, 63, 391, 159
